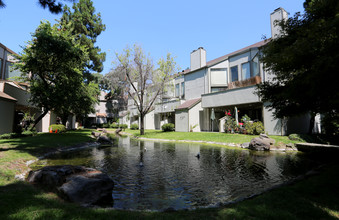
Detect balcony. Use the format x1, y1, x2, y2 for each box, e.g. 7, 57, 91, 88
228, 76, 261, 90
155, 100, 181, 114
202, 77, 262, 108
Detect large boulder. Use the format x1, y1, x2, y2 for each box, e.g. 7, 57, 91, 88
249, 134, 275, 151
97, 135, 113, 145
27, 165, 114, 206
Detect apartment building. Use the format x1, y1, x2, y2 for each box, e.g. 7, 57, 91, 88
123, 8, 310, 135
0, 43, 59, 134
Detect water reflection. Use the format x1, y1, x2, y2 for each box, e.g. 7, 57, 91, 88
35, 136, 319, 211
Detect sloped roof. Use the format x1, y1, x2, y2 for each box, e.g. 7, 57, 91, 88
96, 113, 107, 117
206, 40, 268, 66
180, 39, 269, 75
0, 91, 17, 102
176, 98, 201, 110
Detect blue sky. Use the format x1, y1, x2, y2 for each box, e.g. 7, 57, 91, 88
0, 0, 305, 75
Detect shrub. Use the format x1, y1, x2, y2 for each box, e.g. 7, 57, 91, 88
110, 123, 119, 128
162, 123, 175, 132
245, 121, 265, 135
48, 124, 66, 133
130, 124, 139, 130
288, 133, 303, 141
119, 124, 128, 130
22, 130, 37, 137
224, 116, 238, 133
0, 133, 13, 139
102, 123, 110, 128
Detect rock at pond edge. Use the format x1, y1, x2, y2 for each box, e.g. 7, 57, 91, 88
27, 165, 114, 207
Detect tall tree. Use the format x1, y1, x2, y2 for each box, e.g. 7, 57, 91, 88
114, 45, 177, 135
0, 0, 75, 14
59, 0, 106, 81
257, 0, 339, 134
15, 21, 97, 128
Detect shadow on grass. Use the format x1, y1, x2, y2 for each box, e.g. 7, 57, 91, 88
0, 164, 338, 219
0, 130, 95, 157
0, 181, 209, 220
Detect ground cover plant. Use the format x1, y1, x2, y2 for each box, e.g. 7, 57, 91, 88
0, 129, 338, 219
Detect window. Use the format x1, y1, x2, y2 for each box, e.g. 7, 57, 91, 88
181, 82, 185, 99
5, 61, 21, 80
211, 87, 228, 93
231, 66, 238, 82
0, 59, 2, 79
251, 56, 260, 77
211, 68, 227, 85
175, 83, 179, 97
241, 62, 251, 80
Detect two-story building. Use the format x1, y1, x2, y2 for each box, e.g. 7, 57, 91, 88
0, 43, 57, 134
173, 7, 310, 135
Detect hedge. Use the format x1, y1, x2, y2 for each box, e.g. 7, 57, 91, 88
48, 124, 66, 133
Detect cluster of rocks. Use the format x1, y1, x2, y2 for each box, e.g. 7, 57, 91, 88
27, 165, 114, 207
241, 134, 297, 151
91, 130, 113, 145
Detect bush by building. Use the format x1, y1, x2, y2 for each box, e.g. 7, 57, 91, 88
48, 124, 66, 133
162, 123, 175, 132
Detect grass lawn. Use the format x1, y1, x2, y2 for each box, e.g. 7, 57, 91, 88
0, 129, 338, 219
115, 129, 305, 145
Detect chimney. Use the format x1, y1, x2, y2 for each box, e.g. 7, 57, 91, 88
190, 47, 206, 71
270, 7, 288, 39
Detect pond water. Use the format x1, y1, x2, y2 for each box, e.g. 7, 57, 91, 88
33, 137, 320, 211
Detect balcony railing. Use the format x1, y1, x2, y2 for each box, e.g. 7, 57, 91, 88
155, 100, 181, 114
228, 76, 261, 90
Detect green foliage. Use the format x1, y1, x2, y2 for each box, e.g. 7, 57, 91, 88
113, 45, 178, 135
48, 124, 66, 133
161, 123, 175, 132
190, 124, 198, 132
60, 0, 106, 79
0, 133, 17, 139
119, 124, 128, 130
21, 130, 37, 137
130, 124, 139, 130
245, 121, 265, 135
322, 112, 339, 136
257, 0, 339, 123
224, 116, 238, 133
241, 114, 251, 123
288, 133, 304, 141
15, 20, 96, 127
0, 0, 74, 14
110, 123, 119, 128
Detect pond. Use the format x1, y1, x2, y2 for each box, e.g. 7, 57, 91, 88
33, 136, 320, 211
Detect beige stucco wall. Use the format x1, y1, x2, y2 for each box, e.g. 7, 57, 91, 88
145, 110, 155, 130
188, 102, 202, 132
175, 110, 189, 132
0, 99, 15, 134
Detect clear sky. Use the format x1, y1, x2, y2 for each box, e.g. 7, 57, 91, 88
0, 0, 305, 75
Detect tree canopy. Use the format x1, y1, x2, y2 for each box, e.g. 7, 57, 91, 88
15, 21, 98, 127
113, 45, 177, 135
0, 0, 75, 14
257, 0, 339, 133
60, 0, 106, 81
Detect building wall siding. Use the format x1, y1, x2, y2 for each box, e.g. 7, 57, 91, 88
0, 99, 15, 134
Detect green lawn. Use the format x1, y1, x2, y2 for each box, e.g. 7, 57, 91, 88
1, 129, 338, 219
116, 129, 305, 145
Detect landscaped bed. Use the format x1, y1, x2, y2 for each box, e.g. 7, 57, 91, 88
0, 129, 338, 219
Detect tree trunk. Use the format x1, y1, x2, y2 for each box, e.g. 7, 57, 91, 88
31, 108, 49, 131
308, 112, 315, 134
62, 116, 68, 127
140, 113, 145, 135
